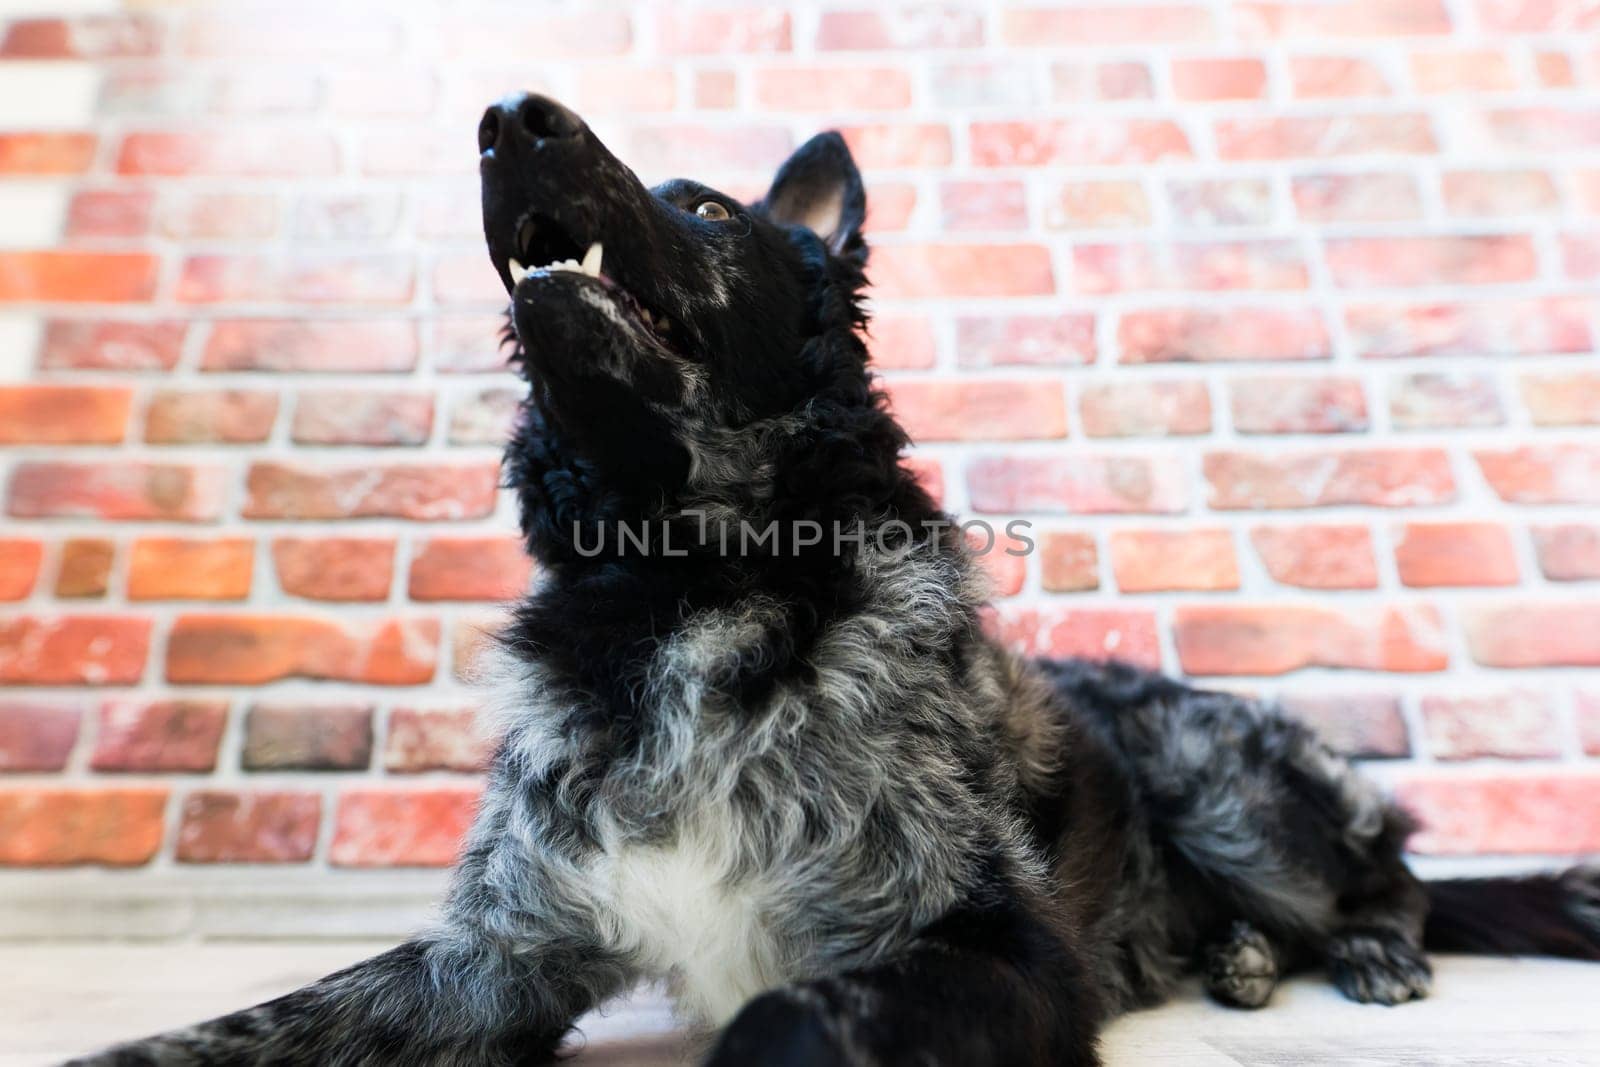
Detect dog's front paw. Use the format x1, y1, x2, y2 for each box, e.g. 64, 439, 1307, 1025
705, 988, 858, 1067
1327, 928, 1432, 1005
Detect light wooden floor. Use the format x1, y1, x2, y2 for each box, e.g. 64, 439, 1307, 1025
6, 943, 1600, 1066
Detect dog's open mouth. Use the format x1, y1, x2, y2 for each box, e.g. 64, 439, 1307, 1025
503, 211, 683, 352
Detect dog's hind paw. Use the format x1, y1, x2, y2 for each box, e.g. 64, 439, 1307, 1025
1204, 920, 1279, 1010
1327, 928, 1432, 1006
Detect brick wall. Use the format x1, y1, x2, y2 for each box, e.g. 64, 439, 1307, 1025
2, 0, 1599, 907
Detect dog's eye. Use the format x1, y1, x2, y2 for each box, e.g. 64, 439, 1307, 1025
694, 201, 731, 222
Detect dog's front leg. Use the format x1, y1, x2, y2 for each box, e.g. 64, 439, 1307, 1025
705, 897, 1103, 1067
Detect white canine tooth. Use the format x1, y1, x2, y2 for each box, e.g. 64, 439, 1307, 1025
509, 259, 528, 283
581, 242, 603, 278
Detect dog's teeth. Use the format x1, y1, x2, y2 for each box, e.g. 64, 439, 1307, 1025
509, 259, 529, 283
654, 314, 671, 333
581, 242, 603, 278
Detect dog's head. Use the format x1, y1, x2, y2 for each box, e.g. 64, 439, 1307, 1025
480, 94, 928, 563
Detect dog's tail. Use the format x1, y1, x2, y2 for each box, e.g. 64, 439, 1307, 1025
1422, 865, 1600, 960
61, 939, 564, 1067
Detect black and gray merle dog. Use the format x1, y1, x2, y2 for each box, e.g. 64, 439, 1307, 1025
74, 94, 1600, 1067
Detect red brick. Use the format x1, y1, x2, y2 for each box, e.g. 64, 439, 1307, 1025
1399, 774, 1600, 855
956, 314, 1095, 368
176, 791, 320, 864
144, 390, 279, 445
273, 538, 396, 602
242, 704, 373, 771
1045, 62, 1152, 103
972, 120, 1191, 166
865, 317, 937, 371
385, 708, 494, 774
1534, 51, 1576, 88
1421, 691, 1562, 760
1230, 376, 1369, 434
450, 613, 507, 684
831, 124, 948, 169
117, 131, 336, 176
1215, 115, 1436, 159
1093, 62, 1155, 100
0, 540, 43, 601
39, 320, 184, 372
658, 9, 789, 53
1118, 308, 1330, 364
0, 386, 130, 444
0, 703, 80, 771
1292, 173, 1423, 222
91, 700, 227, 773
244, 462, 498, 520
1044, 182, 1150, 230
1476, 445, 1600, 505
625, 124, 794, 174
1206, 449, 1454, 509
1327, 235, 1536, 287
888, 380, 1067, 442
1580, 692, 1600, 756
967, 455, 1186, 514
1577, 171, 1600, 215
184, 11, 401, 56
0, 789, 167, 866
996, 607, 1160, 669
0, 133, 96, 175
755, 67, 912, 111
1236, 1, 1451, 38
292, 192, 400, 241
158, 192, 279, 240
873, 244, 1054, 299
128, 538, 254, 601
1002, 5, 1214, 43
1563, 234, 1600, 280
0, 616, 149, 686
972, 529, 1029, 599
818, 8, 983, 49
448, 388, 521, 445
1278, 693, 1409, 758
203, 319, 417, 373
1289, 56, 1391, 97
430, 252, 503, 307
1167, 179, 1273, 227
1464, 604, 1600, 667
942, 181, 1028, 231
408, 538, 532, 602
66, 189, 153, 239
865, 183, 917, 232
1074, 241, 1307, 294
1173, 58, 1267, 101
1175, 604, 1448, 675
1394, 523, 1518, 588
178, 255, 413, 305
1110, 529, 1239, 593
436, 12, 626, 59
1251, 525, 1379, 589
1079, 381, 1212, 437
694, 70, 738, 109
1347, 297, 1592, 358
55, 539, 113, 599
1442, 171, 1561, 216
329, 789, 480, 867
291, 391, 434, 446
166, 615, 439, 686
8, 462, 225, 521
1411, 49, 1515, 92
1389, 372, 1505, 430
1, 14, 161, 56
1477, 1, 1600, 31
1532, 525, 1600, 581
1039, 532, 1100, 592
1470, 108, 1600, 153
0, 252, 158, 303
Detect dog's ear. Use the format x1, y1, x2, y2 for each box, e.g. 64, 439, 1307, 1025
758, 131, 866, 263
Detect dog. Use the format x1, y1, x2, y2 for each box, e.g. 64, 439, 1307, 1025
70, 93, 1600, 1067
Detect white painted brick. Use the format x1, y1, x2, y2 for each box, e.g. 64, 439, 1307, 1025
0, 316, 43, 381
0, 184, 67, 247
0, 63, 98, 127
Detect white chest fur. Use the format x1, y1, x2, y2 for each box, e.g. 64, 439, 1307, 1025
593, 833, 788, 1026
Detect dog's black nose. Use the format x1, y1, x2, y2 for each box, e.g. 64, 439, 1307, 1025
479, 93, 584, 156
